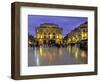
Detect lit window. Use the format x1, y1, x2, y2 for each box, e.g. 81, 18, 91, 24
41, 35, 43, 38
56, 35, 58, 38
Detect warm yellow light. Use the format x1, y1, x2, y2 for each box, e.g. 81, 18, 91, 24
72, 37, 75, 41
84, 33, 87, 39
68, 39, 71, 43
41, 35, 43, 38
75, 35, 79, 41
50, 34, 52, 38
56, 35, 58, 38
59, 35, 62, 39
81, 32, 84, 40
28, 41, 32, 44
81, 32, 87, 40
75, 48, 79, 59
39, 47, 43, 56
81, 51, 86, 58
37, 34, 40, 38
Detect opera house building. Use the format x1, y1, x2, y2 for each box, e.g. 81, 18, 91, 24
35, 23, 63, 46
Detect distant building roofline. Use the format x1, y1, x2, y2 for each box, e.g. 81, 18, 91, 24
37, 23, 63, 30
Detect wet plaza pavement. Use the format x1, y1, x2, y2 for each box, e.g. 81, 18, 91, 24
28, 46, 87, 66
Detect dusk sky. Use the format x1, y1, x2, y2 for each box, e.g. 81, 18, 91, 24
28, 15, 87, 37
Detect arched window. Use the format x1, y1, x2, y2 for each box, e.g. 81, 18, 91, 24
44, 33, 46, 35
53, 36, 55, 38
53, 33, 55, 35
44, 36, 46, 38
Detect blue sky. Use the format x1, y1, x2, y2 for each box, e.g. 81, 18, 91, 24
28, 15, 87, 36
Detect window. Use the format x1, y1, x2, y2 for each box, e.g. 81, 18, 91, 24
53, 33, 55, 35
53, 36, 55, 38
44, 33, 46, 35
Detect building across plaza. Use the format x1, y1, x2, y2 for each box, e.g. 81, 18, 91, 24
64, 22, 88, 47
28, 22, 88, 48
35, 23, 63, 46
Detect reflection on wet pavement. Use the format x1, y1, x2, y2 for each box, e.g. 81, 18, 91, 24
28, 46, 87, 66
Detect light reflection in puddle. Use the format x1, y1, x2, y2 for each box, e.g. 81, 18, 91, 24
28, 46, 87, 66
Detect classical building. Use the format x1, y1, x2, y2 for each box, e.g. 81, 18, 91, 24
35, 23, 63, 45
64, 22, 88, 45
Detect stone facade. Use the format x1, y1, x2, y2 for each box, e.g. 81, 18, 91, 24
35, 23, 63, 45
64, 22, 88, 45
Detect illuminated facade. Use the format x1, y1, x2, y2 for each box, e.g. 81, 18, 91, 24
35, 23, 63, 45
64, 22, 88, 45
